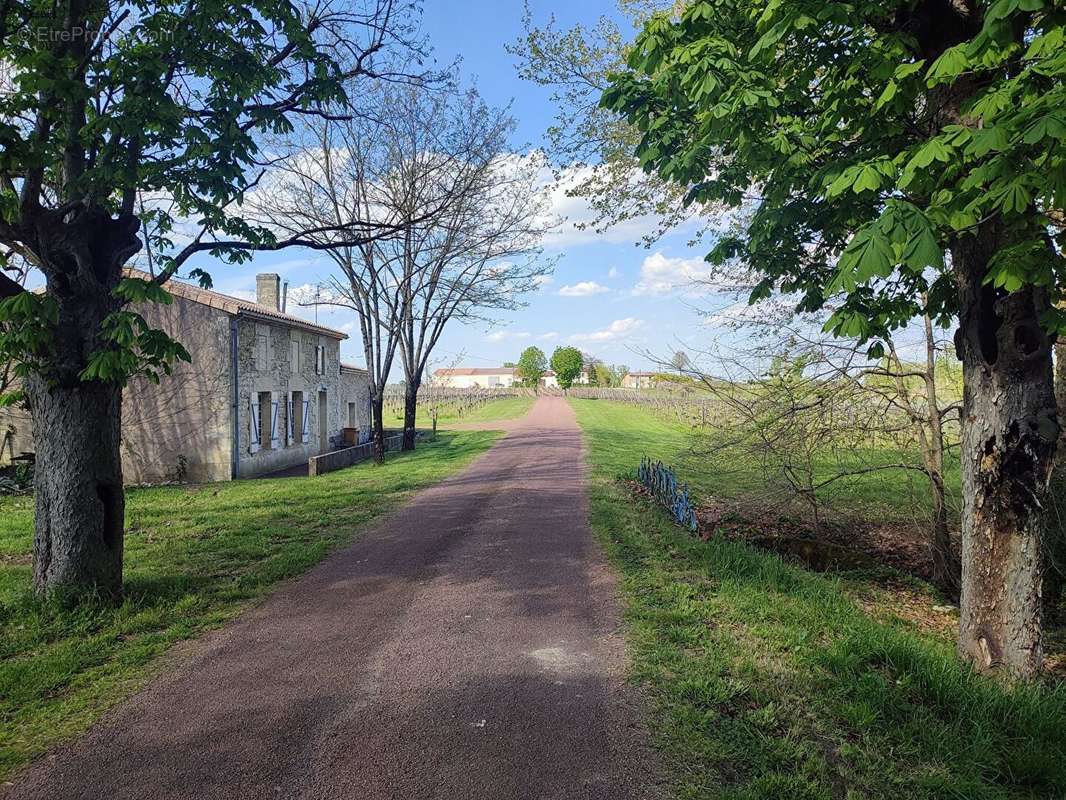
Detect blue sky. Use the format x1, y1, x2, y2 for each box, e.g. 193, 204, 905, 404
191, 0, 737, 374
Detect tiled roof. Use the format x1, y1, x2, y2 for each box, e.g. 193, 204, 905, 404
125, 269, 348, 340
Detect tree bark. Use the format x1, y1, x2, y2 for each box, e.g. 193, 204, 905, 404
1044, 340, 1066, 613
25, 210, 137, 598
401, 376, 420, 451
371, 392, 386, 464
953, 233, 1059, 677
28, 375, 124, 599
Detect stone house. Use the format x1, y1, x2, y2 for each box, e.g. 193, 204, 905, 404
621, 371, 657, 389
0, 272, 371, 483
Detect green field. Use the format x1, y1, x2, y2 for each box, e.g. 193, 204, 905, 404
579, 397, 962, 526
386, 395, 535, 428
0, 430, 498, 781
570, 398, 1066, 799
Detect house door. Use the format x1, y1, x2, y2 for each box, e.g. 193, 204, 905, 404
318, 390, 328, 452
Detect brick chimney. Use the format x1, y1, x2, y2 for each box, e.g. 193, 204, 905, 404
256, 273, 281, 311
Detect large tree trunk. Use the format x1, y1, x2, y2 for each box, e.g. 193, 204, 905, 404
953, 235, 1059, 678
370, 392, 386, 464
1044, 340, 1066, 614
26, 211, 136, 599
401, 376, 420, 451
28, 376, 124, 599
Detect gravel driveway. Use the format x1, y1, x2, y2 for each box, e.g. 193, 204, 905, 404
7, 396, 662, 800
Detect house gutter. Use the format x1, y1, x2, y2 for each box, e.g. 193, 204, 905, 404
230, 317, 240, 480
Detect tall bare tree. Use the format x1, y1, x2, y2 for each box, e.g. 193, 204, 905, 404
254, 81, 552, 454
384, 91, 553, 449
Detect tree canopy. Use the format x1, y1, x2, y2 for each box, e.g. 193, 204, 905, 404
603, 0, 1066, 677
551, 346, 584, 388
516, 345, 547, 386
0, 0, 421, 387
602, 0, 1066, 347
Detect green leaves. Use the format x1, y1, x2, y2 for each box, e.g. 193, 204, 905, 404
991, 179, 1031, 215
829, 202, 943, 296
113, 278, 175, 306
926, 45, 971, 86
824, 160, 894, 198
1022, 114, 1066, 145
983, 240, 1059, 293
82, 311, 192, 386
831, 227, 895, 293
0, 291, 58, 379
604, 0, 1066, 344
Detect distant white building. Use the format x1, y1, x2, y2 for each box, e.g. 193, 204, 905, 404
434, 367, 559, 389
435, 367, 517, 388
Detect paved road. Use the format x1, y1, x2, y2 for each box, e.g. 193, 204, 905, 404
8, 396, 663, 800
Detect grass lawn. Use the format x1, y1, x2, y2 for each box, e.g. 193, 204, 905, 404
591, 398, 962, 526
570, 398, 1066, 799
0, 430, 498, 781
386, 395, 535, 428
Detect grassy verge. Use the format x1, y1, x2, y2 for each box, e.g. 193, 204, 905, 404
570, 398, 1066, 799
387, 395, 535, 428
0, 430, 498, 781
596, 398, 961, 526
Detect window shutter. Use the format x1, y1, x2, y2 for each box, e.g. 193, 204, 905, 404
270, 394, 280, 448
301, 399, 311, 442
287, 397, 294, 444
249, 398, 261, 453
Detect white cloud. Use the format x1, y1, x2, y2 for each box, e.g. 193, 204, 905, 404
539, 162, 700, 250
558, 281, 609, 297
608, 266, 620, 279
570, 318, 644, 343
632, 252, 714, 296
538, 331, 559, 341
487, 329, 532, 343
534, 275, 555, 289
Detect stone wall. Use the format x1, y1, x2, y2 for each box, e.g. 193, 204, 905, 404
1, 292, 365, 483
308, 432, 403, 476
0, 294, 233, 484
340, 366, 372, 435
235, 317, 346, 478
122, 294, 233, 483
0, 369, 32, 466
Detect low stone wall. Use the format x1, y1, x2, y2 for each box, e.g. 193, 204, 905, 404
308, 433, 404, 477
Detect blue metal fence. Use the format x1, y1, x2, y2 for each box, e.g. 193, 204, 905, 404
636, 456, 699, 533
